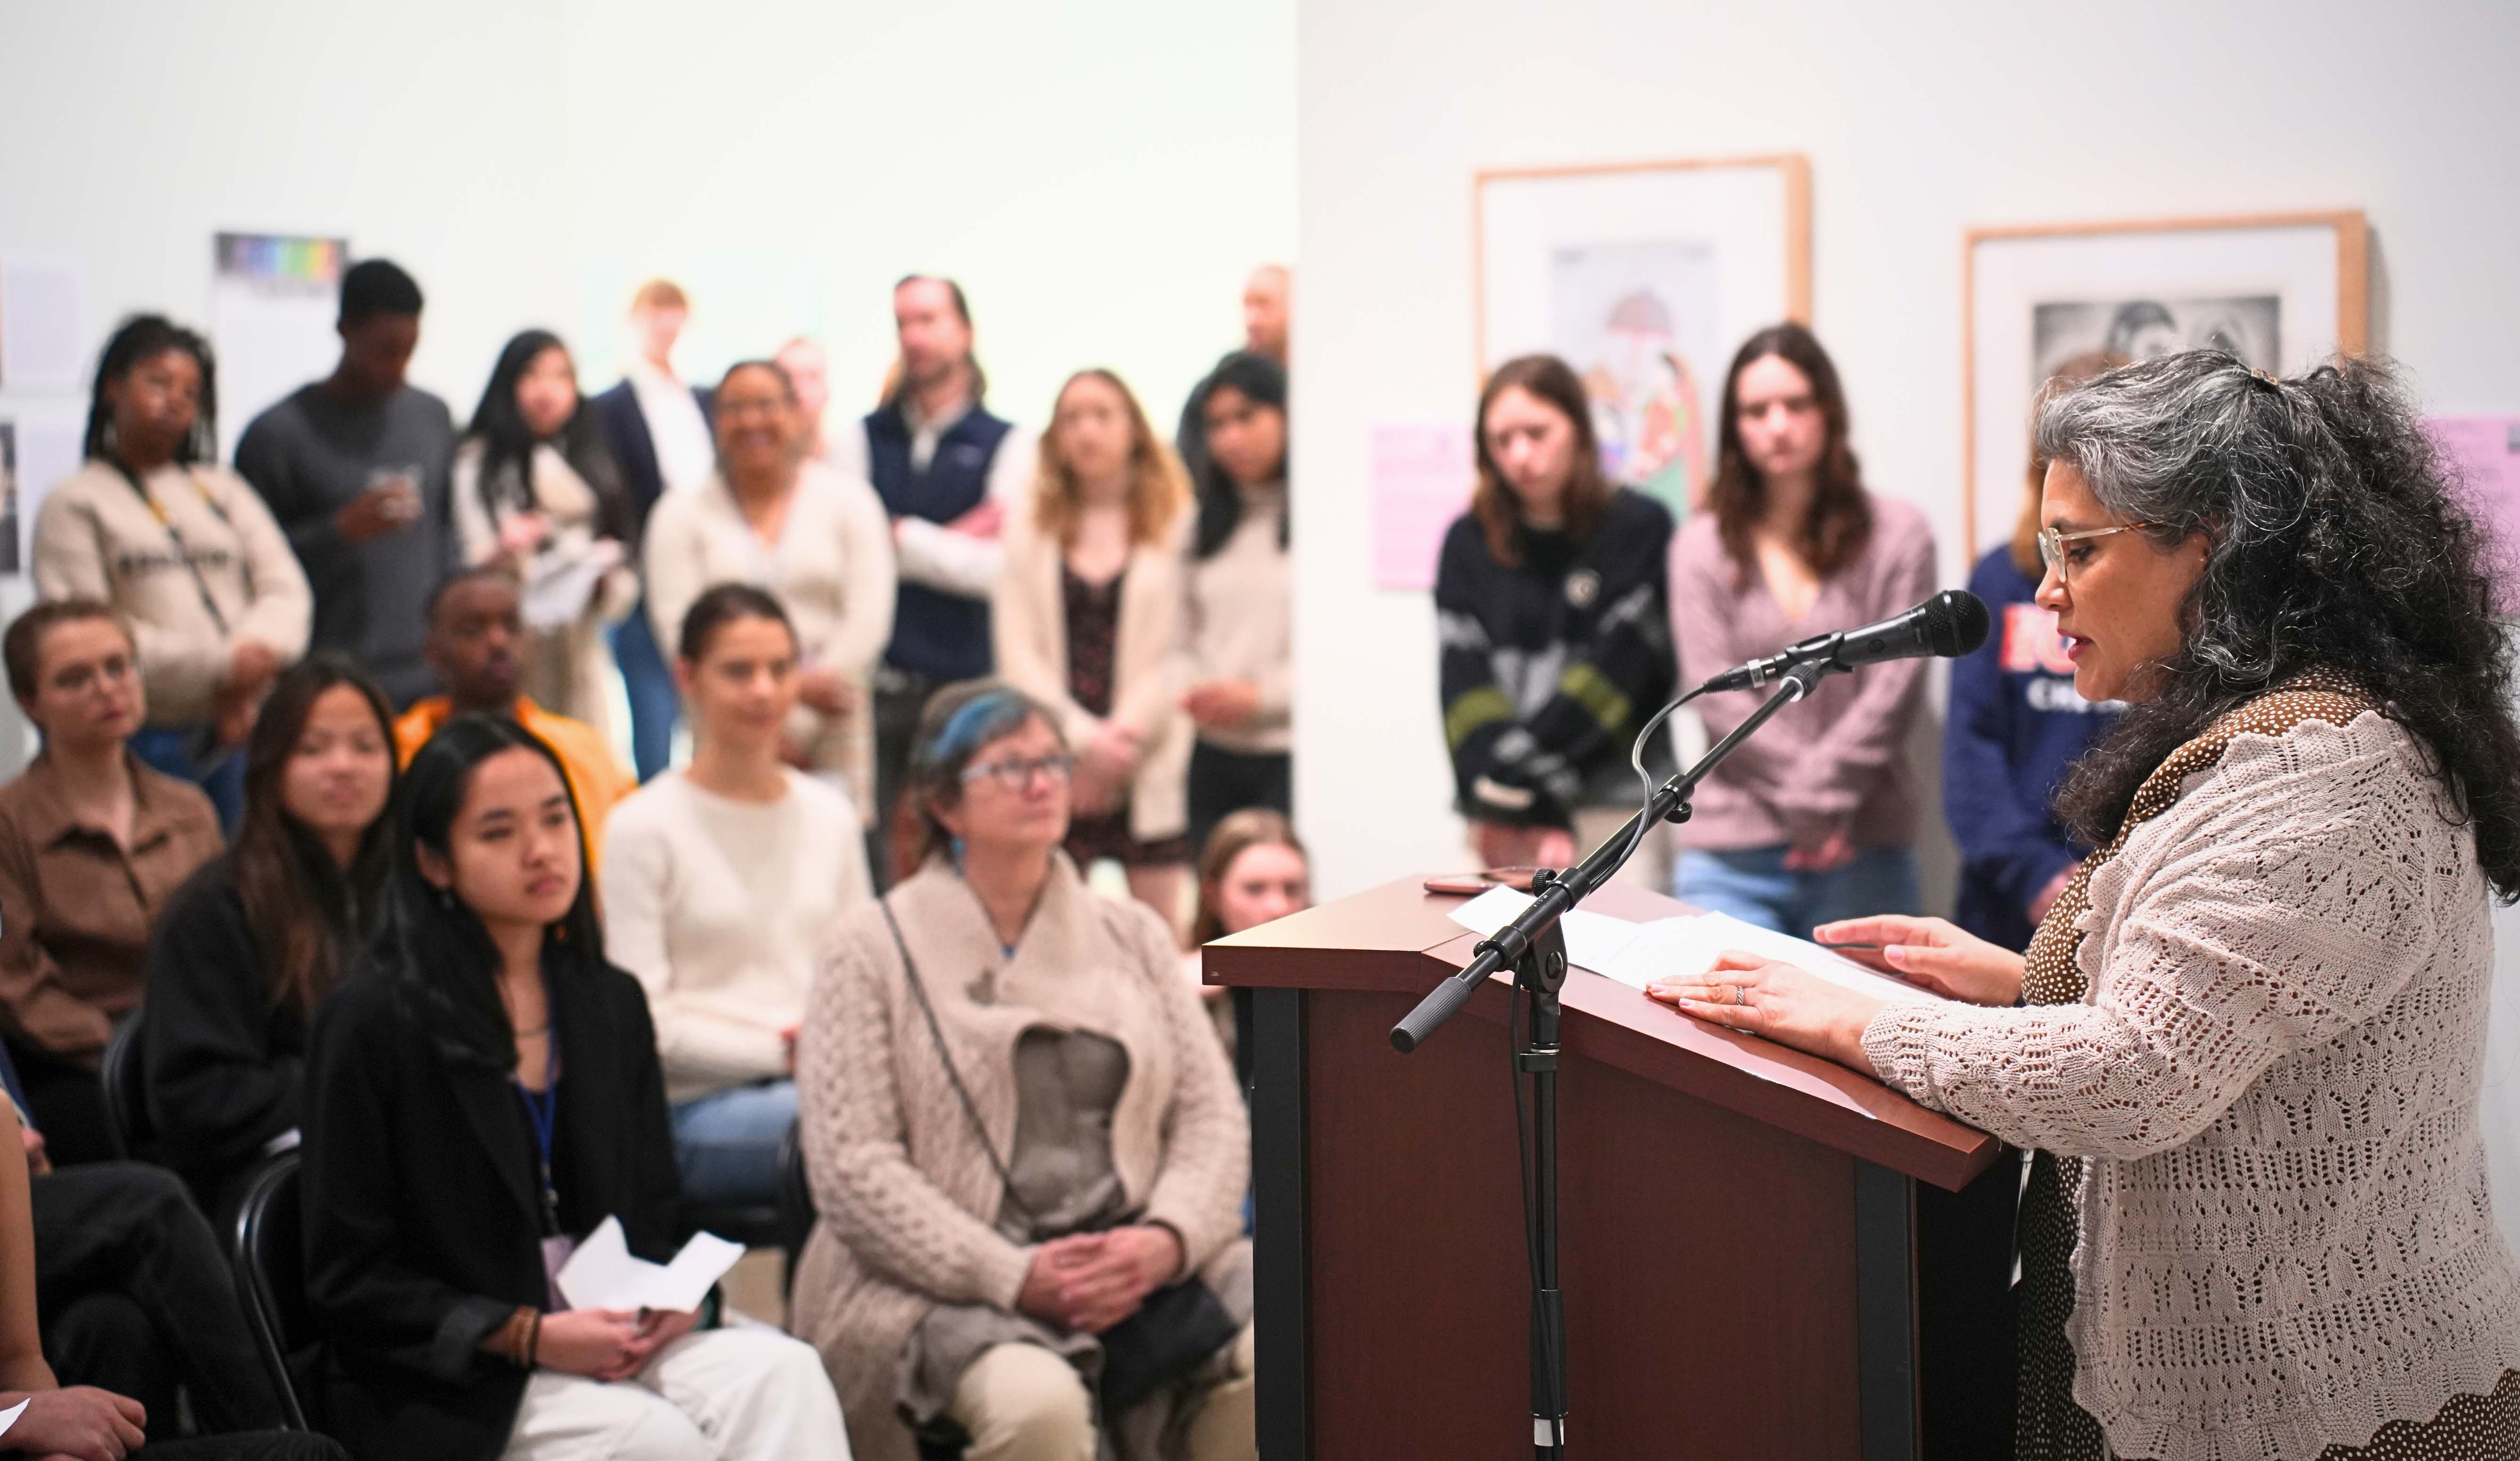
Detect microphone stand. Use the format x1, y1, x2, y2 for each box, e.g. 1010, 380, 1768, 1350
1390, 659, 1829, 1460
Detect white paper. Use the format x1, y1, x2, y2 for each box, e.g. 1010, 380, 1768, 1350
0, 261, 82, 389
1447, 892, 1946, 1006
0, 1396, 26, 1439
1444, 887, 1637, 973
554, 1216, 744, 1314
520, 536, 624, 630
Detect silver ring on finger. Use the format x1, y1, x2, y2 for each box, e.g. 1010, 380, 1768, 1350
1732, 983, 1748, 1006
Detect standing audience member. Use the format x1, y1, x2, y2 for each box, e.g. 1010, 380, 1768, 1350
1175, 266, 1292, 489
643, 360, 896, 817
1436, 354, 1677, 888
593, 279, 716, 782
392, 569, 635, 865
0, 1083, 345, 1460
0, 602, 221, 1164
995, 370, 1195, 923
143, 655, 395, 1220
791, 683, 1252, 1461
830, 277, 1035, 880
1185, 808, 1310, 1078
301, 715, 851, 1461
454, 330, 636, 740
35, 315, 310, 829
1181, 353, 1293, 858
233, 258, 455, 707
777, 336, 843, 464
1945, 350, 2129, 952
602, 586, 872, 1208
1668, 324, 1933, 931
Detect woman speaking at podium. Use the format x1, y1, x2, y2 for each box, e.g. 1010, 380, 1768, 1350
1651, 353, 2520, 1460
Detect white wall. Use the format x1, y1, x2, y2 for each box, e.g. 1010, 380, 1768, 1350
0, 0, 1294, 755
1292, 0, 2520, 1255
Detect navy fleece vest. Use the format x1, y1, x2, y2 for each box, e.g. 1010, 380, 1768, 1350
863, 402, 1015, 681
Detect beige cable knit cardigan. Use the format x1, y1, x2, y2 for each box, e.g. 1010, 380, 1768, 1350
1863, 711, 2520, 1461
790, 855, 1249, 1461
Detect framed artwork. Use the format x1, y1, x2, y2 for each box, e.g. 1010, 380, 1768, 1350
1475, 155, 1810, 517
1962, 210, 2369, 555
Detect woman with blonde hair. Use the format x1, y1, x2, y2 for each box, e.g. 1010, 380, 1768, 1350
993, 369, 1195, 922
1184, 808, 1311, 1073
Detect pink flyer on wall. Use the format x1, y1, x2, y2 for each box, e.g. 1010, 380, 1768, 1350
1369, 423, 1474, 590
2428, 416, 2520, 611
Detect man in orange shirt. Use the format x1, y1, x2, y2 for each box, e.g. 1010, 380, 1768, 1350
393, 568, 635, 864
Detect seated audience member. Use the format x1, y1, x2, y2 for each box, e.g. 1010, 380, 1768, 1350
601, 586, 871, 1207
592, 279, 715, 783
0, 1042, 332, 1456
1668, 324, 1933, 931
1181, 353, 1293, 858
791, 682, 1252, 1461
392, 567, 634, 867
994, 370, 1196, 924
1945, 351, 2129, 952
0, 601, 222, 1165
301, 715, 851, 1461
454, 329, 636, 740
34, 314, 312, 829
643, 360, 896, 819
232, 258, 456, 708
1185, 809, 1311, 1077
143, 654, 395, 1219
1436, 355, 1678, 888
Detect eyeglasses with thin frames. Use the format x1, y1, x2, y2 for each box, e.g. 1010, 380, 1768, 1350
960, 754, 1076, 791
2037, 521, 2163, 585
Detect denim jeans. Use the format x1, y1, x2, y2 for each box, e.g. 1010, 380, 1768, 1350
611, 601, 681, 783
129, 723, 244, 832
1675, 844, 1922, 938
670, 1080, 796, 1207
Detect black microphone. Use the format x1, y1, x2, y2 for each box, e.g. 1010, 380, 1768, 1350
1698, 589, 1990, 693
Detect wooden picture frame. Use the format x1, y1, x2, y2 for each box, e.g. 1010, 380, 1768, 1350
1474, 155, 1811, 516
1961, 210, 2369, 555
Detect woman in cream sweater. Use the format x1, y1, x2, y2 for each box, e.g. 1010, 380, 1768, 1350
1651, 353, 2520, 1461
644, 359, 896, 817
601, 584, 870, 1206
791, 681, 1251, 1461
993, 369, 1194, 924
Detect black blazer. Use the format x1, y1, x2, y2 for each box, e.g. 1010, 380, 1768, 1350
591, 378, 714, 549
300, 948, 680, 1461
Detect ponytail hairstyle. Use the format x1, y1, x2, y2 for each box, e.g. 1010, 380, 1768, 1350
2041, 351, 2520, 899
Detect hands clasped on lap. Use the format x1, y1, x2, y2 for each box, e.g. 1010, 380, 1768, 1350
1016, 1224, 1183, 1336
1645, 915, 2026, 1072
536, 1307, 701, 1383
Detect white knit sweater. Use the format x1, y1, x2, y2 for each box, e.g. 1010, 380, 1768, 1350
1863, 711, 2520, 1461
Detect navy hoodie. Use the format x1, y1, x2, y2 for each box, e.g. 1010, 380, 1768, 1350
1943, 547, 2122, 951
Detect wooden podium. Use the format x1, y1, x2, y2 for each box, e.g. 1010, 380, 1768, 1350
1206, 876, 2011, 1460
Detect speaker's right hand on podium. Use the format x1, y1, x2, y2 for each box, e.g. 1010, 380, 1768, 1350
1810, 916, 2025, 1008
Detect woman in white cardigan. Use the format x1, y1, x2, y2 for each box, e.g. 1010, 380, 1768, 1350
644, 359, 895, 816
1651, 353, 2520, 1461
992, 369, 1194, 924
791, 681, 1250, 1461
452, 330, 638, 738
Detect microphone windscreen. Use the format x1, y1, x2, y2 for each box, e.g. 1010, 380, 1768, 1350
1925, 589, 1993, 658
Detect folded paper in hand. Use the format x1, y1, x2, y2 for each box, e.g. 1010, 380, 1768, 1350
0, 1397, 26, 1440
1444, 885, 1945, 1007
555, 1217, 744, 1314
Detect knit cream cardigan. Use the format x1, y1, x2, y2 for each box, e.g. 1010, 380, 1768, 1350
1864, 711, 2520, 1461
789, 855, 1248, 1461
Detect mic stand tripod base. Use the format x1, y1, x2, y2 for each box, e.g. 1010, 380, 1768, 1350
1511, 874, 1571, 1459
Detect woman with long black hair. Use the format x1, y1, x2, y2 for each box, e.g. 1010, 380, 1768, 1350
301, 715, 849, 1461
1180, 352, 1292, 859
454, 330, 636, 739
143, 653, 396, 1219
33, 314, 311, 827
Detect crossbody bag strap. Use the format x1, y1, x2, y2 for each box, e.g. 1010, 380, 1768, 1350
877, 898, 1037, 1224
106, 457, 232, 639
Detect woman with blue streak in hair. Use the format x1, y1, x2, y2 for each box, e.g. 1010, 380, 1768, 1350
790, 679, 1254, 1461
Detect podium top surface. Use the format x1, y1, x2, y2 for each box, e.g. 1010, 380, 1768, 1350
1204, 874, 2003, 1190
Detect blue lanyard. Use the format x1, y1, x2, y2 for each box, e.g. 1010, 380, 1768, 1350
515, 1074, 561, 1235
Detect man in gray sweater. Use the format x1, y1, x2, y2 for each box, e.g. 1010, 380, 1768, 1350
234, 258, 456, 706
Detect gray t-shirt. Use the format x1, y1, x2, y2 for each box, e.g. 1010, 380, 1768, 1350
234, 382, 457, 705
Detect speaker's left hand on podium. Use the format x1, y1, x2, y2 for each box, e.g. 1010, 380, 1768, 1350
1647, 951, 1884, 1075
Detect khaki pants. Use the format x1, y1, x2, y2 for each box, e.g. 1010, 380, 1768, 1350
501, 1327, 852, 1461
949, 1324, 1256, 1461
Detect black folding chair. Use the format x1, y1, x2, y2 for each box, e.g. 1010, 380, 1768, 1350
229, 1151, 314, 1431
97, 1010, 150, 1160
